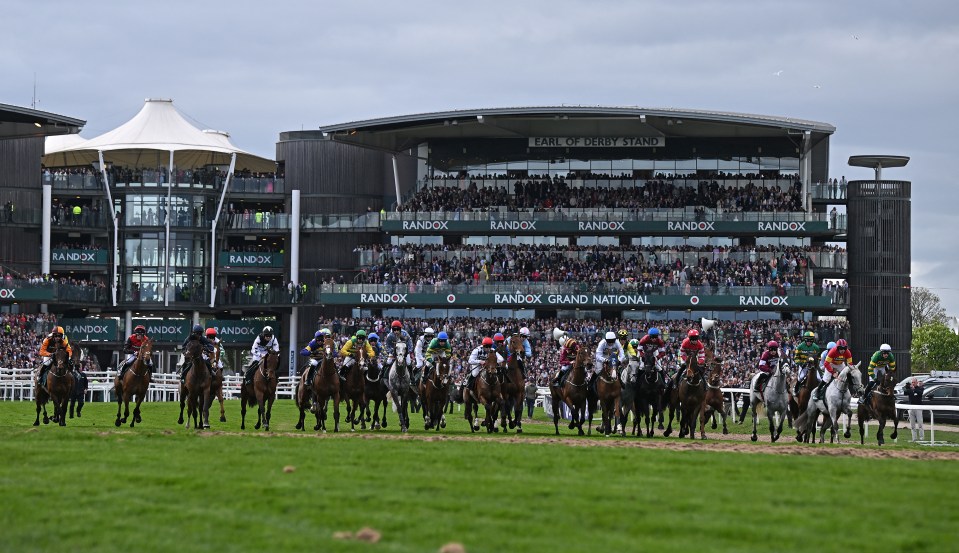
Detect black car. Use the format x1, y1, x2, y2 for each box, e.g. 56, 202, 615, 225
897, 382, 959, 424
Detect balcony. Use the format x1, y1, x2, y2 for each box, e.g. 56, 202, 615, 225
221, 213, 381, 232
810, 182, 848, 202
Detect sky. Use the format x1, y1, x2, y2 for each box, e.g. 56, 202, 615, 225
3, 0, 958, 314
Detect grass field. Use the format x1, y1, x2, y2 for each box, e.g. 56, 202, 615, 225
2, 400, 957, 553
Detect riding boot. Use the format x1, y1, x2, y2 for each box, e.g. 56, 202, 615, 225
466, 374, 475, 392
338, 365, 348, 382
38, 366, 49, 388
815, 381, 827, 402
179, 363, 189, 383
245, 364, 257, 386
118, 362, 127, 381
863, 381, 874, 404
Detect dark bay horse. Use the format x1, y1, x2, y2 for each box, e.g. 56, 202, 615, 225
116, 336, 153, 428
388, 342, 414, 433
178, 340, 211, 429
595, 357, 624, 437
549, 346, 590, 436
69, 368, 88, 419
241, 349, 278, 431
296, 337, 340, 432
420, 350, 451, 431
663, 354, 707, 439
209, 345, 226, 423
363, 352, 390, 430
34, 345, 74, 427
792, 360, 820, 442
635, 354, 665, 437
465, 349, 504, 433
500, 334, 527, 433
699, 356, 730, 437
858, 370, 899, 446
341, 347, 367, 431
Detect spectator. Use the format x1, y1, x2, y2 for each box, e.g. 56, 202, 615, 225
905, 378, 924, 442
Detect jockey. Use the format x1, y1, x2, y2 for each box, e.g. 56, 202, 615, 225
179, 324, 215, 381
754, 341, 780, 393
206, 328, 225, 372
551, 328, 580, 386
338, 329, 375, 380
793, 331, 822, 395
414, 327, 435, 382
516, 327, 533, 377
616, 329, 630, 351
593, 331, 626, 386
820, 341, 836, 372
368, 333, 383, 371
816, 338, 853, 401
466, 337, 504, 392
384, 320, 414, 371
863, 344, 896, 403
638, 327, 667, 381
300, 328, 331, 362
424, 331, 453, 383
244, 326, 280, 385
38, 326, 72, 386
118, 324, 152, 380
678, 329, 707, 379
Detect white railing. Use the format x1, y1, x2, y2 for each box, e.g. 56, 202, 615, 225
894, 404, 959, 446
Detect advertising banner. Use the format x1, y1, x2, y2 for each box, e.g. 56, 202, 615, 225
60, 318, 119, 341
218, 252, 284, 268
51, 249, 109, 264
205, 319, 280, 345
383, 219, 829, 235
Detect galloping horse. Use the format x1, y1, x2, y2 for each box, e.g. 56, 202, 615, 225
549, 346, 590, 436
738, 357, 791, 442
858, 370, 899, 446
363, 351, 390, 430
296, 336, 340, 432
116, 336, 153, 428
663, 354, 707, 439
635, 353, 665, 437
34, 345, 74, 427
340, 347, 367, 431
618, 358, 640, 436
795, 363, 863, 444
420, 350, 451, 431
178, 340, 211, 429
595, 356, 624, 436
499, 334, 527, 434
465, 348, 505, 433
240, 349, 278, 431
209, 345, 227, 423
790, 359, 820, 432
388, 342, 414, 433
699, 356, 730, 437
69, 366, 88, 419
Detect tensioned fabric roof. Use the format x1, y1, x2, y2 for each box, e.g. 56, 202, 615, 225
43, 98, 274, 171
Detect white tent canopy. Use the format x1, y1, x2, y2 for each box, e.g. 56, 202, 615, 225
42, 98, 274, 172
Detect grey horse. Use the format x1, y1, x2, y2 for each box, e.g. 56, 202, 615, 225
795, 362, 863, 444
387, 342, 414, 433
741, 359, 792, 442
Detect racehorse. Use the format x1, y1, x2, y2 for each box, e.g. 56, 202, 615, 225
790, 359, 820, 435
795, 363, 863, 444
296, 336, 340, 432
858, 369, 899, 446
341, 347, 368, 431
419, 350, 451, 431
618, 357, 640, 436
178, 339, 211, 430
663, 354, 707, 439
362, 350, 390, 430
499, 334, 527, 433
699, 356, 730, 437
738, 357, 791, 442
116, 336, 153, 428
240, 349, 278, 431
209, 345, 226, 423
595, 355, 624, 437
388, 342, 414, 433
465, 347, 505, 433
549, 346, 590, 436
34, 345, 74, 427
69, 366, 88, 419
635, 353, 666, 437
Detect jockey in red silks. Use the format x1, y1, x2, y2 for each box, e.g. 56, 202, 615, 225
816, 338, 853, 401
754, 340, 780, 392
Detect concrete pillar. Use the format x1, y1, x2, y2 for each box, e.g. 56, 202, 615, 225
192, 311, 200, 327
290, 190, 300, 285
288, 306, 298, 378
125, 310, 133, 335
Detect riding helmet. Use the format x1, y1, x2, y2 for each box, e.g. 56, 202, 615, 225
206, 328, 217, 338
605, 331, 616, 341
836, 339, 847, 348
688, 329, 699, 338
192, 324, 204, 333
437, 331, 449, 341
134, 324, 146, 334
369, 333, 379, 342
648, 327, 660, 336
767, 340, 779, 349
493, 333, 505, 342
880, 343, 892, 352
355, 330, 367, 339
482, 337, 493, 346
519, 327, 530, 337
391, 320, 403, 329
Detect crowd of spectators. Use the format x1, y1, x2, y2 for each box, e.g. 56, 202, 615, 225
0, 313, 98, 372
400, 176, 803, 213
315, 316, 850, 389
54, 242, 105, 251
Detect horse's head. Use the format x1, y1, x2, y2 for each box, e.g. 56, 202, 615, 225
184, 339, 203, 360
842, 362, 864, 396
879, 369, 897, 393
707, 360, 724, 386
574, 345, 589, 368
395, 342, 407, 365
508, 334, 524, 355
684, 355, 704, 384
138, 337, 154, 361
483, 348, 499, 376
53, 345, 70, 376
261, 350, 279, 378
435, 351, 452, 385
602, 356, 619, 377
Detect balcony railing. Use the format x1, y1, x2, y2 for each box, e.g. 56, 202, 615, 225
222, 213, 381, 231
385, 209, 841, 224
320, 282, 842, 298
810, 182, 848, 201
45, 171, 285, 194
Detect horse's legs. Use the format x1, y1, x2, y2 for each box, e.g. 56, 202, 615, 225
844, 411, 852, 439
240, 394, 247, 430
332, 393, 341, 432
218, 388, 226, 423
890, 411, 899, 442
750, 400, 759, 442
130, 394, 143, 428
201, 387, 212, 429
264, 394, 274, 431
663, 401, 676, 438
115, 388, 124, 427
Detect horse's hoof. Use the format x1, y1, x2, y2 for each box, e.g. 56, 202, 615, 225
568, 422, 576, 430
578, 429, 585, 436
795, 435, 802, 443
129, 421, 135, 428
220, 416, 226, 423
844, 431, 851, 439
203, 424, 211, 430
177, 417, 183, 425
658, 424, 664, 430
254, 424, 261, 430
516, 427, 521, 434
723, 428, 729, 435
509, 421, 516, 429
241, 424, 245, 430
115, 419, 121, 427
382, 420, 388, 428
751, 434, 758, 442
663, 430, 671, 437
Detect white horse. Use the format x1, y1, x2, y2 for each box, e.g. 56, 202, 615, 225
795, 363, 863, 444
387, 343, 413, 433
742, 359, 792, 442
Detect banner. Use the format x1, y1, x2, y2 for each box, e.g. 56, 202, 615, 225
52, 249, 109, 264
218, 252, 284, 268
0, 286, 55, 302
383, 219, 829, 235
131, 319, 192, 343
205, 319, 279, 345
529, 137, 665, 148
317, 292, 837, 310
60, 318, 119, 342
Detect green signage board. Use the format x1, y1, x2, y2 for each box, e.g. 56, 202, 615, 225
218, 252, 284, 268
131, 319, 192, 343
60, 318, 119, 341
383, 219, 830, 235
52, 249, 109, 264
205, 319, 280, 345
0, 286, 56, 302
317, 292, 837, 310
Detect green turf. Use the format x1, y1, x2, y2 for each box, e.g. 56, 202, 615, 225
1, 400, 956, 553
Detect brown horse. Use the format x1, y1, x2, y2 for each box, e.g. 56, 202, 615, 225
465, 349, 505, 433
34, 345, 74, 427
793, 360, 821, 443
116, 336, 153, 428
858, 370, 900, 446
500, 334, 527, 434
420, 350, 451, 431
699, 354, 730, 438
663, 354, 707, 439
340, 347, 367, 431
178, 340, 211, 429
549, 346, 590, 436
295, 337, 340, 432
595, 356, 624, 437
209, 345, 226, 423
362, 351, 390, 430
241, 349, 278, 431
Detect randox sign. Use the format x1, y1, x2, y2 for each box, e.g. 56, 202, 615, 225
0, 287, 56, 302
205, 319, 280, 344
51, 249, 109, 264
59, 318, 119, 341
131, 319, 192, 342
218, 252, 284, 268
383, 219, 830, 235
